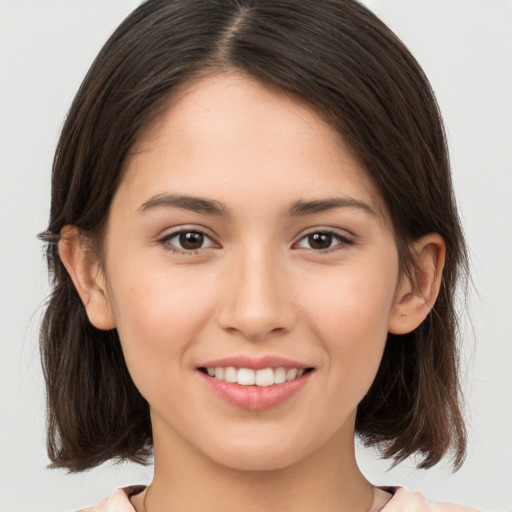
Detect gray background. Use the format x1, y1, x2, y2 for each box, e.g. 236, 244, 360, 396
1, 1, 511, 510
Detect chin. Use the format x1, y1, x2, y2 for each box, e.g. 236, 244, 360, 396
216, 451, 300, 472
202, 434, 320, 472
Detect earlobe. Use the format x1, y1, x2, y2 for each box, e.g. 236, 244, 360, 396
388, 233, 446, 335
58, 226, 116, 330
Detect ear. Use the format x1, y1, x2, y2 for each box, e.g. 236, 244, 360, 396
58, 226, 116, 330
388, 233, 446, 335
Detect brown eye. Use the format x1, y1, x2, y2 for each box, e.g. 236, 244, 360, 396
307, 233, 333, 250
161, 229, 216, 253
179, 231, 204, 250
295, 230, 353, 252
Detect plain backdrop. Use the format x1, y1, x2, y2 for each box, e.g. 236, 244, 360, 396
1, 1, 511, 511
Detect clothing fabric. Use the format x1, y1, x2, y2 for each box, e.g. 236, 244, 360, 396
79, 485, 482, 512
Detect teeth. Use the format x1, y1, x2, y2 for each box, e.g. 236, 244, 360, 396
286, 368, 297, 381
224, 366, 237, 383
255, 368, 274, 387
274, 367, 286, 384
205, 366, 307, 386
237, 367, 256, 385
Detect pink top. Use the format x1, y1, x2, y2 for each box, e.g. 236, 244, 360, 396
79, 485, 482, 511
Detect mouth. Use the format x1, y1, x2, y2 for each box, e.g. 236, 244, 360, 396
199, 366, 314, 386
197, 356, 315, 410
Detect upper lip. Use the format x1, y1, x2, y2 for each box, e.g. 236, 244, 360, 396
199, 355, 312, 370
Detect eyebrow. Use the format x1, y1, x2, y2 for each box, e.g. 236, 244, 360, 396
286, 197, 376, 217
139, 193, 375, 218
139, 193, 229, 216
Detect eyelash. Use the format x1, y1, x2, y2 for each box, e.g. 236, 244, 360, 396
294, 230, 354, 253
159, 229, 217, 256
158, 228, 354, 255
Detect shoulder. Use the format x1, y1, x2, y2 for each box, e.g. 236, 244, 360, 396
78, 486, 145, 512
80, 485, 483, 512
381, 487, 482, 512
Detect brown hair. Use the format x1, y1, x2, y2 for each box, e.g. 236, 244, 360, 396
40, 0, 467, 471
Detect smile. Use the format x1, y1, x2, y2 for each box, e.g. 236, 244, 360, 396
198, 356, 315, 410
202, 367, 309, 386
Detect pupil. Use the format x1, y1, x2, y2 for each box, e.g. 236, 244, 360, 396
180, 232, 204, 250
309, 233, 332, 249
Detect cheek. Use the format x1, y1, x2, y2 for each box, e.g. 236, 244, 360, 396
106, 264, 216, 390
301, 262, 397, 391
303, 261, 397, 339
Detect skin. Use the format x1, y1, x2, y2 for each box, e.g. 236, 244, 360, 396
60, 72, 445, 512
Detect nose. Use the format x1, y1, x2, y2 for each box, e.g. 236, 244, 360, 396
216, 247, 297, 341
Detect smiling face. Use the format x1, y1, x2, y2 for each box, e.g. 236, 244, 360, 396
90, 73, 409, 471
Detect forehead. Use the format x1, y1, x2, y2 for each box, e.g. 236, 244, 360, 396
132, 72, 345, 157
121, 72, 389, 223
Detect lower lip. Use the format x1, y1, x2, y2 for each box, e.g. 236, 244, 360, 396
198, 370, 312, 411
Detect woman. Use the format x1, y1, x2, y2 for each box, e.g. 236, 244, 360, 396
40, 1, 480, 510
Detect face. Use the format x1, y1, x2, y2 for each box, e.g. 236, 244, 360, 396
100, 73, 404, 471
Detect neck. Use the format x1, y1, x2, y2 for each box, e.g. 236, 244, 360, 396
137, 415, 374, 512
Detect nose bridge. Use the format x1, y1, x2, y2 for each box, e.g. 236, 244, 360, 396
217, 242, 294, 340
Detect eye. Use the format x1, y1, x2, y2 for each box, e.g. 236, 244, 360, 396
160, 229, 217, 254
295, 230, 353, 252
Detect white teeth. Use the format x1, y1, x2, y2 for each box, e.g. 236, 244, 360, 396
274, 367, 286, 384
224, 366, 237, 383
285, 368, 298, 381
255, 368, 274, 387
237, 368, 256, 385
205, 366, 307, 386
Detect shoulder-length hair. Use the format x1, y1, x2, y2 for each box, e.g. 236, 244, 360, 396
40, 0, 467, 471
